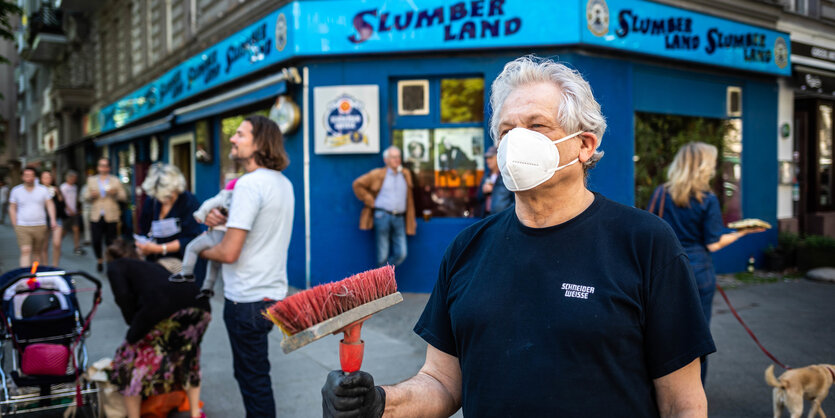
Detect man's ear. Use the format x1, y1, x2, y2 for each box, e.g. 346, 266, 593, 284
577, 132, 599, 163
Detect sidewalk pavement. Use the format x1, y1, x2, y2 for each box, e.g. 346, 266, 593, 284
1, 222, 834, 417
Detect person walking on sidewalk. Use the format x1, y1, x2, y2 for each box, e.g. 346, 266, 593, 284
9, 166, 56, 267
39, 170, 65, 266
352, 146, 416, 267
648, 142, 765, 385
86, 158, 127, 272
322, 56, 714, 417
0, 178, 9, 224
200, 115, 294, 418
60, 170, 85, 255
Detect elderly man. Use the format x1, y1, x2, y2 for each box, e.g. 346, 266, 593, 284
322, 56, 714, 417
352, 146, 416, 267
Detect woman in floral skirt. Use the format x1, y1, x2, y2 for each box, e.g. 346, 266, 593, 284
106, 239, 211, 418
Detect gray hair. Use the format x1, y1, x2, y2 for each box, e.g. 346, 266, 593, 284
141, 163, 187, 201
382, 145, 401, 160
489, 55, 607, 169
65, 170, 78, 179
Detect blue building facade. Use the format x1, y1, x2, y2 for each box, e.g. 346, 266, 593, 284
87, 0, 790, 292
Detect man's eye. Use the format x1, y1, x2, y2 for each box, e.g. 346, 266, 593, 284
500, 130, 509, 137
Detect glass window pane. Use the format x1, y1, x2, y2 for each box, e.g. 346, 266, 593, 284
818, 104, 832, 207
395, 127, 484, 218
440, 78, 484, 124
633, 112, 737, 222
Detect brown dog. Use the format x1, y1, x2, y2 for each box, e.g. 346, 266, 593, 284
765, 364, 835, 418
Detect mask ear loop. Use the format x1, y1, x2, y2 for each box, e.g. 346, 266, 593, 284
551, 131, 585, 172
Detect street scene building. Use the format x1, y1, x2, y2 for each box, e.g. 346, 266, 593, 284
2, 0, 835, 416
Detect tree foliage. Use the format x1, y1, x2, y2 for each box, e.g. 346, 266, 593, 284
440, 78, 484, 124
634, 112, 728, 209
0, 0, 22, 66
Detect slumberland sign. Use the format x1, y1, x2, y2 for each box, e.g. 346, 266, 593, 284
583, 0, 790, 76
93, 0, 789, 135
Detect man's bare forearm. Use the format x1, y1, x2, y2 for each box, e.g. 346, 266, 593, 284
382, 372, 460, 418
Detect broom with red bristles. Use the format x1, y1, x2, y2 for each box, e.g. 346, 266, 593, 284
264, 265, 403, 372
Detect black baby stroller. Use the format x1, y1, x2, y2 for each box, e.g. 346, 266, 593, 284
0, 266, 103, 416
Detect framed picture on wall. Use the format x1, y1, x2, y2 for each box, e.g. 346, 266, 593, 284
313, 85, 380, 154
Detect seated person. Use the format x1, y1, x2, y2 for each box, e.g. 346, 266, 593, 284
105, 239, 211, 418
169, 178, 237, 300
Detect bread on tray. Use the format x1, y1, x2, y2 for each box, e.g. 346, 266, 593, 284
727, 218, 772, 230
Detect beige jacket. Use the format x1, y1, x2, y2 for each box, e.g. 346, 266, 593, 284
352, 167, 416, 236
86, 175, 127, 222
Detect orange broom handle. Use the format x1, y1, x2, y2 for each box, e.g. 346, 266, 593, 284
339, 319, 367, 373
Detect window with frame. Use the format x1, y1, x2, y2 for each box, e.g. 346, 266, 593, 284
634, 112, 742, 224
391, 76, 486, 218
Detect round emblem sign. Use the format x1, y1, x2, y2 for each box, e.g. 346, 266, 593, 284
586, 0, 609, 37
275, 13, 287, 52
774, 37, 788, 69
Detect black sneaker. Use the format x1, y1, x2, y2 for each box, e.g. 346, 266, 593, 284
74, 248, 86, 256
169, 273, 195, 283
96, 262, 103, 273
196, 289, 214, 300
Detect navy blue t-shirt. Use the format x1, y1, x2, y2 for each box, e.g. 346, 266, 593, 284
414, 193, 715, 417
648, 186, 723, 250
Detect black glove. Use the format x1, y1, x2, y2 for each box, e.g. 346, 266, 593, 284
322, 370, 385, 418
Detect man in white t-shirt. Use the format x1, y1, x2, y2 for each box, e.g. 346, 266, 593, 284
201, 115, 294, 418
9, 166, 57, 267
60, 170, 85, 255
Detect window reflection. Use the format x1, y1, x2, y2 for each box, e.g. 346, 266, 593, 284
818, 104, 832, 207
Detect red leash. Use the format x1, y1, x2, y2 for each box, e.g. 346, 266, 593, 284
715, 284, 791, 370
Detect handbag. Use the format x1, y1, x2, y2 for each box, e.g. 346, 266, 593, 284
648, 186, 666, 218
21, 343, 70, 376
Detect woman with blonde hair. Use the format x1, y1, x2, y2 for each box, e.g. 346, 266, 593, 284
648, 141, 763, 384
135, 163, 202, 272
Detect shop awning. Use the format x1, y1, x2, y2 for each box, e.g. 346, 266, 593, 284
94, 116, 173, 147
173, 76, 287, 124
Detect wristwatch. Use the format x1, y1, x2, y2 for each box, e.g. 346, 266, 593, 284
161, 244, 168, 256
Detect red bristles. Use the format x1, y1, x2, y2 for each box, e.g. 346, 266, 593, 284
265, 265, 396, 335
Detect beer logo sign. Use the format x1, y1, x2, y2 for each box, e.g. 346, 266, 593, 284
774, 36, 788, 69
587, 0, 609, 37
324, 95, 368, 148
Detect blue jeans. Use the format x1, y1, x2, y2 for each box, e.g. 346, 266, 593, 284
687, 248, 716, 385
224, 299, 276, 418
374, 210, 407, 266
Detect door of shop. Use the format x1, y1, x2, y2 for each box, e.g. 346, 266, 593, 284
795, 99, 835, 237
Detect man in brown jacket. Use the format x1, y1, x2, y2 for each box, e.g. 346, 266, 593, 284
86, 157, 127, 271
352, 146, 416, 267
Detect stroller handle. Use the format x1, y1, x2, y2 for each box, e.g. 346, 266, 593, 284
0, 270, 102, 296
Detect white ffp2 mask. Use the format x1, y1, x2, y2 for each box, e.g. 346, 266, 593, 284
497, 128, 584, 192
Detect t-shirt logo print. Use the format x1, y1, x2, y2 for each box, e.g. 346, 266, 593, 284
561, 283, 595, 300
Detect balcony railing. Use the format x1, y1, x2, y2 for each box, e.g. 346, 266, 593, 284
23, 5, 67, 64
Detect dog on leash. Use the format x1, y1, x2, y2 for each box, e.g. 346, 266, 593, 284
765, 364, 835, 418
